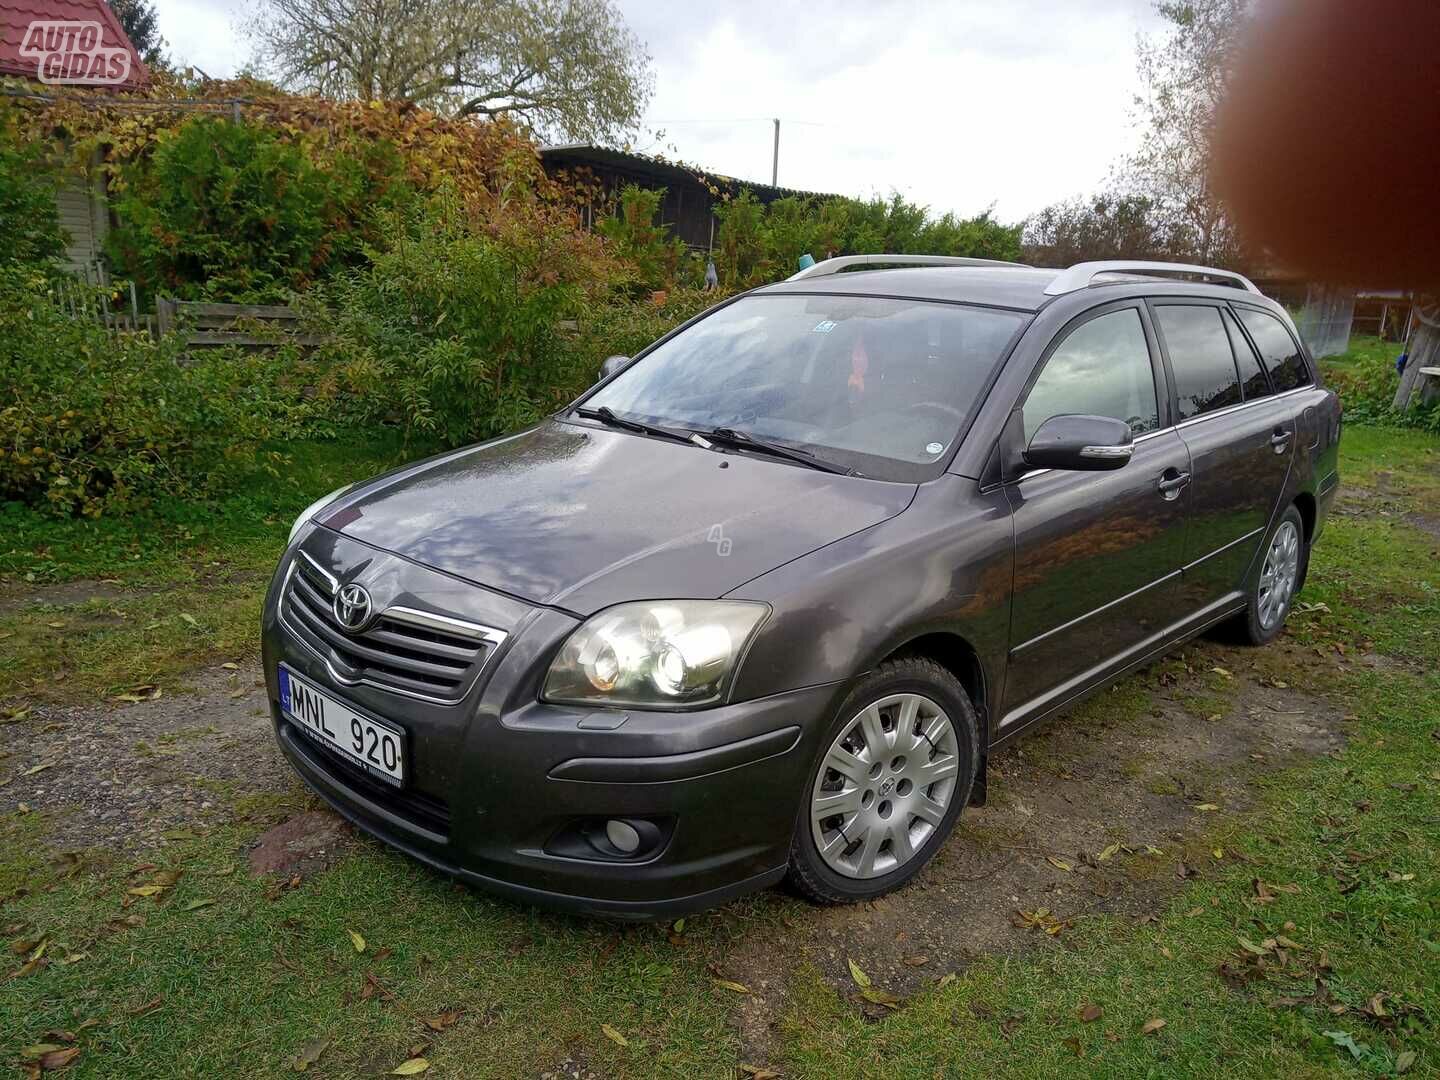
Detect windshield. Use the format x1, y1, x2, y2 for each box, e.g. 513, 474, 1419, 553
580, 294, 1026, 481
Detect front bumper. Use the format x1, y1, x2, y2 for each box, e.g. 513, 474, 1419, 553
261, 530, 840, 917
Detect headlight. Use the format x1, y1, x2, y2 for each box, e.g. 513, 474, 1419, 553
287, 483, 355, 545
543, 600, 768, 709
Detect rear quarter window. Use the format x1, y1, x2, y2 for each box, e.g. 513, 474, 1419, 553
1222, 308, 1273, 401
1236, 308, 1311, 391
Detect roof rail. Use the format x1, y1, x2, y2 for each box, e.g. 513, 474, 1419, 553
787, 253, 1025, 281
1043, 260, 1262, 296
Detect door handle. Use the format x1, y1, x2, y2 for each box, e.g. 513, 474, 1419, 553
1157, 469, 1191, 500
1270, 428, 1293, 451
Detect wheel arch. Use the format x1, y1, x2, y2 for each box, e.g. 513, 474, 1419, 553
880, 631, 992, 805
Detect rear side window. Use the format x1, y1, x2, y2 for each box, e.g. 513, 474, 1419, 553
1155, 305, 1241, 420
1023, 308, 1160, 441
1236, 308, 1311, 391
1222, 308, 1272, 401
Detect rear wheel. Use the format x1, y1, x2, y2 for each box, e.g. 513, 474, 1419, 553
787, 657, 978, 904
1233, 504, 1307, 646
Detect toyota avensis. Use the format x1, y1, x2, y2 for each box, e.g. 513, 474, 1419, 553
262, 256, 1342, 916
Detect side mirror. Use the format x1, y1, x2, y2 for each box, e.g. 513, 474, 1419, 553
1024, 414, 1134, 471
598, 355, 631, 382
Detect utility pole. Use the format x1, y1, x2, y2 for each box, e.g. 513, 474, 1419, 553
772, 118, 780, 186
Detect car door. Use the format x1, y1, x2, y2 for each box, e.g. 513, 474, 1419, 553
1150, 301, 1296, 612
999, 301, 1191, 732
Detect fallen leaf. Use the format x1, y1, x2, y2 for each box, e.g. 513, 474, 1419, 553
1324, 1030, 1365, 1060
1077, 1003, 1104, 1022
37, 1046, 81, 1070
221, 662, 239, 670
180, 613, 200, 628
182, 898, 215, 912
46, 620, 66, 629
293, 1037, 330, 1071
901, 954, 929, 967
671, 918, 685, 934
1141, 1017, 1167, 1035
347, 930, 366, 953
1396, 1050, 1417, 1074
126, 885, 165, 898
860, 987, 901, 1009
1096, 843, 1121, 862
1194, 803, 1220, 812
128, 996, 163, 1015
738, 1066, 780, 1080
1211, 666, 1232, 678
1237, 937, 1271, 956
713, 978, 751, 994
391, 1059, 430, 1076
22, 762, 56, 777
601, 1024, 628, 1047
419, 1010, 463, 1033
1062, 1035, 1084, 1057
846, 957, 872, 988
20, 1045, 66, 1059
1047, 856, 1073, 872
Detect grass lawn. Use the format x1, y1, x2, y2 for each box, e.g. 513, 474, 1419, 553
0, 433, 434, 704
1, 425, 1438, 1077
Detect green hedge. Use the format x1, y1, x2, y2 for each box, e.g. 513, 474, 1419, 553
0, 266, 298, 516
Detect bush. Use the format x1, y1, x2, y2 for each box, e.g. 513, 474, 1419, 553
0, 108, 65, 265
311, 187, 616, 446
597, 185, 692, 293
0, 266, 289, 515
107, 116, 409, 303
1321, 335, 1440, 433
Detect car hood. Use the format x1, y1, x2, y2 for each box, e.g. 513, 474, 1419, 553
321, 421, 916, 614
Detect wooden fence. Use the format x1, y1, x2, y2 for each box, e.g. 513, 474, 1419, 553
154, 299, 322, 351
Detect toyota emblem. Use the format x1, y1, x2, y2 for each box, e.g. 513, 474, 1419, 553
333, 583, 373, 631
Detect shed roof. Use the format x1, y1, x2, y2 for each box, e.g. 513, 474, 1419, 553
540, 143, 838, 202
0, 0, 149, 88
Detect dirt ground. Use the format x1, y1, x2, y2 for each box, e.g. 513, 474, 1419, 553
0, 639, 1350, 1062
0, 517, 1369, 1067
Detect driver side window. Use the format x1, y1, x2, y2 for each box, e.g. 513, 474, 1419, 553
1023, 308, 1160, 442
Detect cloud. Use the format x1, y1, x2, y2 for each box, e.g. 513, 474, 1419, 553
149, 0, 1161, 220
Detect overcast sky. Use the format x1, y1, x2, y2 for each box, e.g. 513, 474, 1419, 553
151, 0, 1163, 222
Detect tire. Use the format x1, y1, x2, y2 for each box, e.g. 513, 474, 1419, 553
787, 657, 979, 905
1233, 503, 1307, 646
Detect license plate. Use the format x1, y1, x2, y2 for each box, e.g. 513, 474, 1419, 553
278, 664, 405, 786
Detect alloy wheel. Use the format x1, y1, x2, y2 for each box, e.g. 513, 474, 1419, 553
810, 692, 960, 879
1258, 519, 1301, 630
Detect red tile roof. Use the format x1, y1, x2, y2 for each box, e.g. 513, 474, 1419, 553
0, 0, 150, 88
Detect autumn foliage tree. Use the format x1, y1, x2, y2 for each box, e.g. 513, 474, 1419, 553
245, 0, 653, 142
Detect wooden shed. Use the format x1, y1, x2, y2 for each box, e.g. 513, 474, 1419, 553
540, 144, 837, 251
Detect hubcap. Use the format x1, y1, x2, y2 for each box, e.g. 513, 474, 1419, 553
1258, 520, 1300, 630
810, 692, 960, 879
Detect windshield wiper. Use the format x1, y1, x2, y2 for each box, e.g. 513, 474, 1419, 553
575, 406, 692, 444
701, 427, 859, 476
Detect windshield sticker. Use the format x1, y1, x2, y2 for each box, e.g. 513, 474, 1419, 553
810, 319, 838, 334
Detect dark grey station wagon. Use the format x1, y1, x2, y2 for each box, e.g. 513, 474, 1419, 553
262, 256, 1342, 916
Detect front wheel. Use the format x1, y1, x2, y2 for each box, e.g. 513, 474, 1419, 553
787, 657, 978, 904
1234, 504, 1307, 646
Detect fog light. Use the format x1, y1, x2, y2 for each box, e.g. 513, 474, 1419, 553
605, 818, 641, 854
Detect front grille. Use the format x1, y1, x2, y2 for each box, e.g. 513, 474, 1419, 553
281, 554, 504, 703
283, 722, 452, 838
